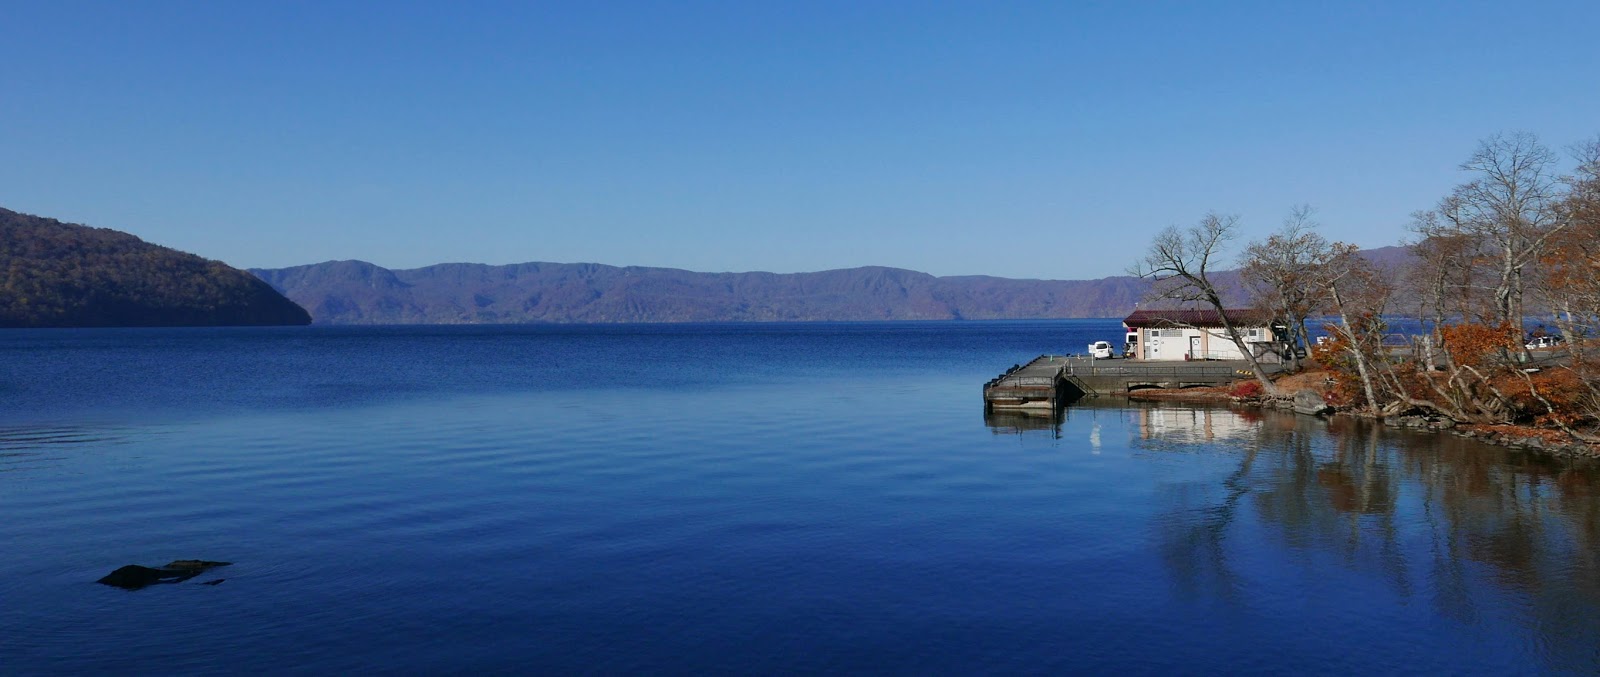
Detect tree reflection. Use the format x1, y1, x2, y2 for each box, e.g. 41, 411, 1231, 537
1134, 404, 1600, 671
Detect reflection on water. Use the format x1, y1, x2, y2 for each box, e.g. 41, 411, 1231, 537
1109, 403, 1600, 673
983, 408, 1063, 437
1133, 404, 1262, 445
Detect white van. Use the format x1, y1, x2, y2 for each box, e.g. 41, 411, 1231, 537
1526, 335, 1564, 350
1087, 341, 1116, 359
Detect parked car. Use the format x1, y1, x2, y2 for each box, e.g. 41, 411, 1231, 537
1087, 340, 1116, 359
1526, 335, 1564, 350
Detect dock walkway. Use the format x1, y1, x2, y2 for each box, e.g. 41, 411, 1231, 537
983, 355, 1270, 410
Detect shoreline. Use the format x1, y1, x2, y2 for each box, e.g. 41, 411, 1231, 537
1124, 379, 1600, 460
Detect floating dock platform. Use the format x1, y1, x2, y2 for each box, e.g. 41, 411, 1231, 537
981, 355, 1073, 410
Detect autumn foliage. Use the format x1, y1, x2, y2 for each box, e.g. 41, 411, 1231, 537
1301, 134, 1600, 443
1310, 336, 1365, 408
1436, 323, 1520, 369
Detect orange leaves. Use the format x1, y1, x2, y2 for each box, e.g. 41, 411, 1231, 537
1309, 332, 1370, 408
1498, 368, 1592, 428
1437, 322, 1519, 369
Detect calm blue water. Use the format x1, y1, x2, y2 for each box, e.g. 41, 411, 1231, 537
3, 320, 1599, 674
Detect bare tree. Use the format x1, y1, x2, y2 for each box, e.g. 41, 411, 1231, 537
1407, 211, 1488, 328
1525, 136, 1600, 440
1544, 137, 1600, 341
1241, 205, 1331, 373
1317, 243, 1390, 416
1131, 212, 1280, 395
1416, 132, 1568, 335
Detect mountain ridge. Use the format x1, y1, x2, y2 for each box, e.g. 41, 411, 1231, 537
252, 247, 1414, 325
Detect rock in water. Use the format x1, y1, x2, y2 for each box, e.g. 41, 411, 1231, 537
97, 560, 232, 590
1293, 389, 1332, 416
97, 565, 189, 589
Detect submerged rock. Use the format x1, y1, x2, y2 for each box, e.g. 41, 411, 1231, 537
97, 560, 232, 590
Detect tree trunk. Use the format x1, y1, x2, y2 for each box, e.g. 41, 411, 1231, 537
1208, 290, 1279, 396
1330, 284, 1380, 416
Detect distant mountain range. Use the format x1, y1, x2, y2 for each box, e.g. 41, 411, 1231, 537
0, 202, 1411, 328
1, 207, 310, 328
252, 246, 1412, 325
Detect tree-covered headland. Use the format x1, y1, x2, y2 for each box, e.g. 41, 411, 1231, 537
0, 207, 311, 327
1134, 132, 1600, 442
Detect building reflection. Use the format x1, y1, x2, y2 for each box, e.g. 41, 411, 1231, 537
1133, 404, 1260, 444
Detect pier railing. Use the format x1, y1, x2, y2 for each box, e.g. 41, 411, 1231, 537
1065, 364, 1244, 378
995, 376, 1060, 387
983, 355, 1068, 390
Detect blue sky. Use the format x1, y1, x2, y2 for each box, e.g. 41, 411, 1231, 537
2, 1, 1596, 279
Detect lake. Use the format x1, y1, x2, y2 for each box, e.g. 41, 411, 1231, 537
3, 320, 1598, 674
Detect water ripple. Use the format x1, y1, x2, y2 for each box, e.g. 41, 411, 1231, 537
3, 324, 1600, 673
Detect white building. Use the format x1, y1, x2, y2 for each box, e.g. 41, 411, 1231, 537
1122, 309, 1284, 362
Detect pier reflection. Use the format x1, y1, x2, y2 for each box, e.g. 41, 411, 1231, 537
1139, 405, 1600, 671
983, 407, 1063, 438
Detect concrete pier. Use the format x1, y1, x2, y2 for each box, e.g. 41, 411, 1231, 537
981, 355, 1071, 411
983, 355, 1268, 410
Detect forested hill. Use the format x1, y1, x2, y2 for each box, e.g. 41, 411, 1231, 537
251, 260, 1152, 324
0, 208, 311, 327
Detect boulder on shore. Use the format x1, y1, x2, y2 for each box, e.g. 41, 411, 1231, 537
1292, 389, 1332, 416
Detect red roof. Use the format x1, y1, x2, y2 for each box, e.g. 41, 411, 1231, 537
1123, 308, 1270, 328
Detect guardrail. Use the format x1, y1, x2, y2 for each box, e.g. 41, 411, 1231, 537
983, 357, 1067, 393
992, 377, 1059, 387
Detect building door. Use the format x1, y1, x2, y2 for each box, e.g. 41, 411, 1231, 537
1189, 336, 1202, 360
